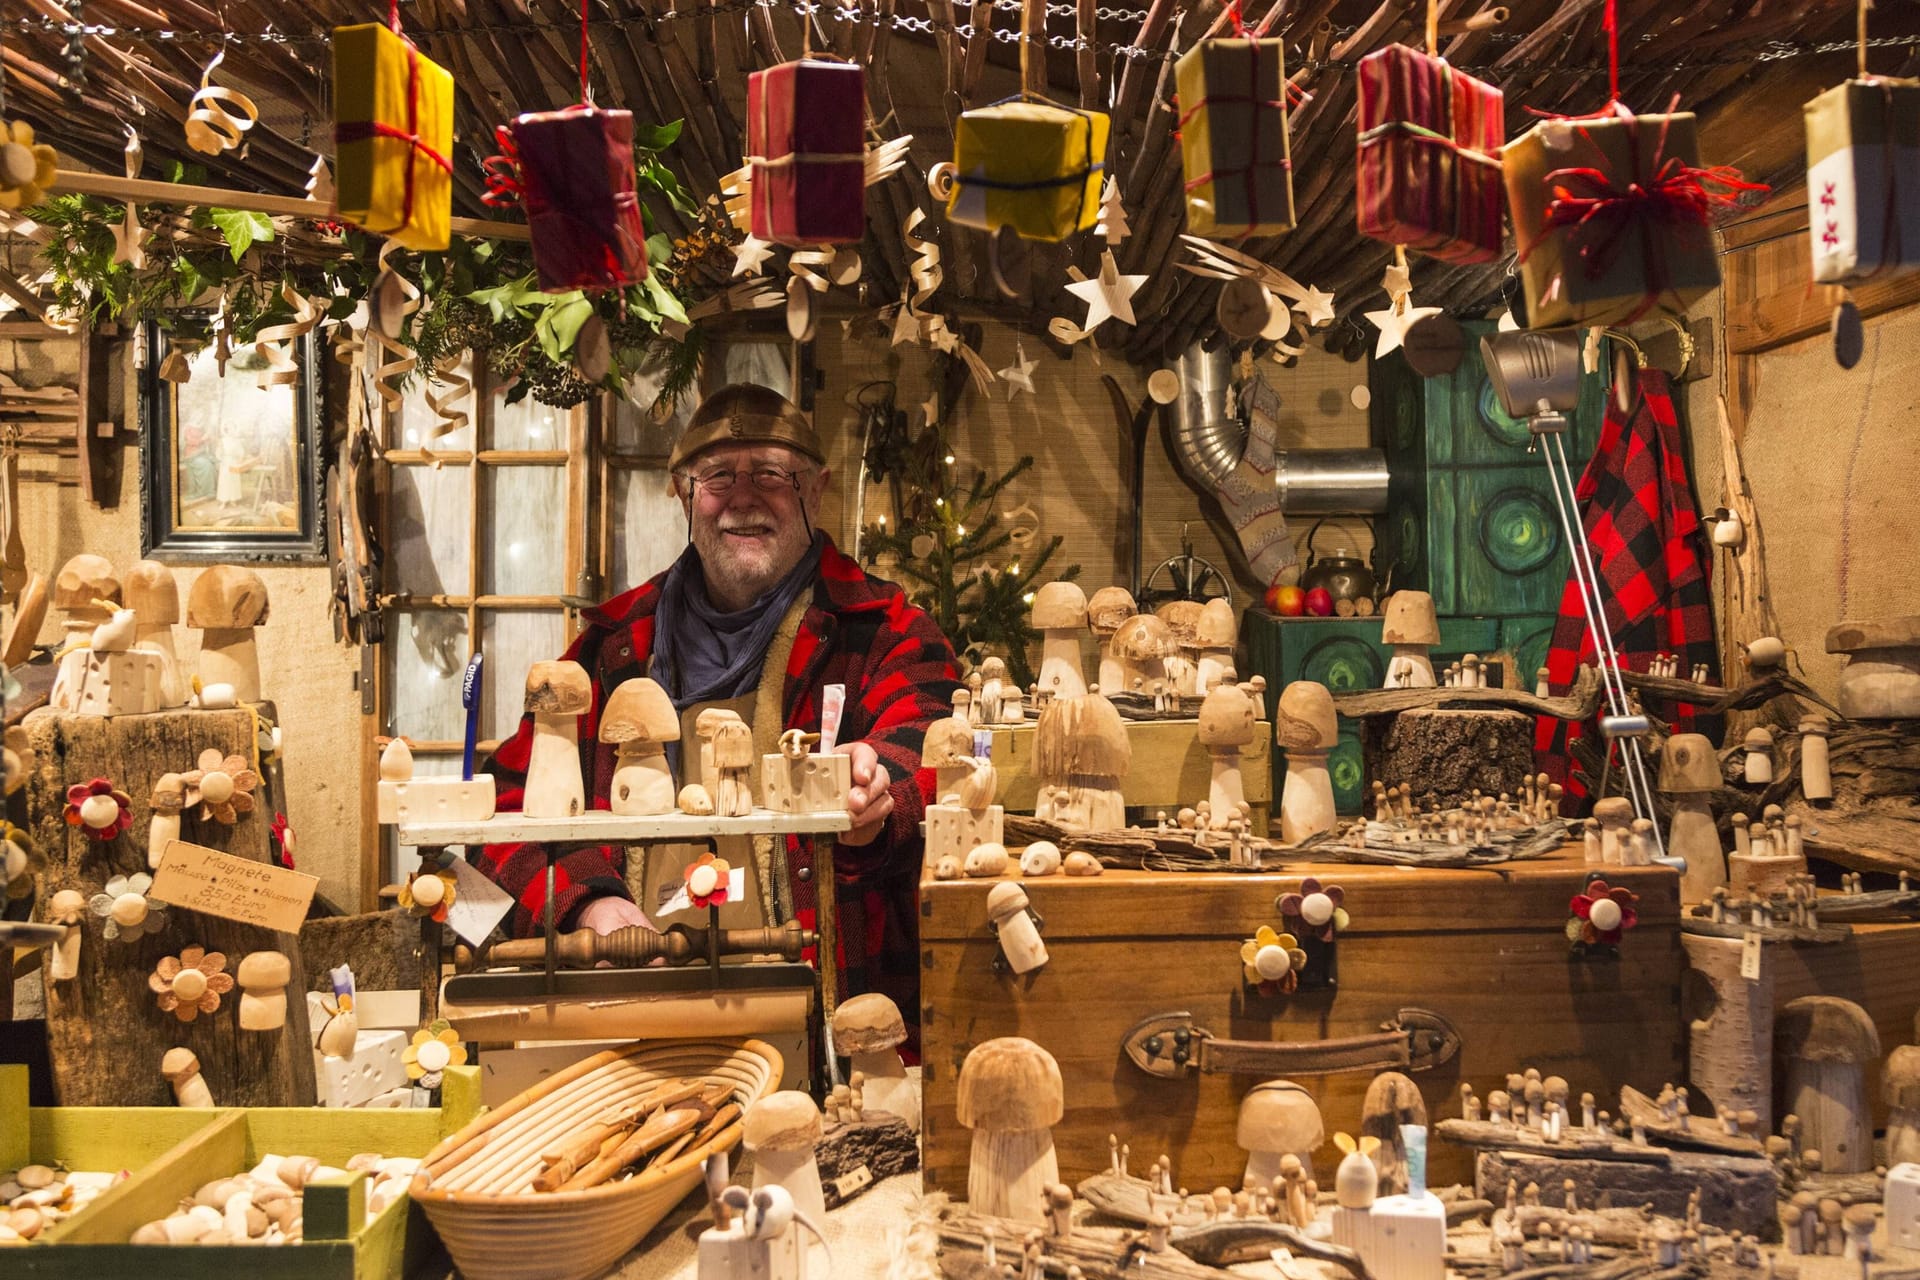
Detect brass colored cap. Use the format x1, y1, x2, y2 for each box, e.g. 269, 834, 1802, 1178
668, 383, 825, 472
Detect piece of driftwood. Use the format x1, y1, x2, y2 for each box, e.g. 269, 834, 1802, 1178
1808, 888, 1920, 921
1334, 664, 1603, 720
1677, 915, 1850, 945
1616, 1088, 1764, 1157
816, 1111, 918, 1208
1367, 709, 1537, 810
1000, 813, 1284, 872
1437, 1120, 1672, 1166
1787, 1168, 1883, 1203
937, 1205, 1233, 1280
1299, 820, 1570, 868
1477, 1149, 1779, 1241
1785, 721, 1920, 876
1619, 670, 1844, 725
1511, 1204, 1663, 1248
1173, 1220, 1373, 1276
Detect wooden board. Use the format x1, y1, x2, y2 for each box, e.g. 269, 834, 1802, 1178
24, 707, 317, 1107
395, 807, 851, 847
984, 718, 1271, 827
920, 848, 1683, 1195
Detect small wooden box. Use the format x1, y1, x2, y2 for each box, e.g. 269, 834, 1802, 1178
985, 718, 1271, 830
919, 849, 1682, 1194
3, 1062, 480, 1278
761, 752, 851, 815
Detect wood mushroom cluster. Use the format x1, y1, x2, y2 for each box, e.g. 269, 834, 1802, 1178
126, 1152, 420, 1245
0, 1164, 125, 1243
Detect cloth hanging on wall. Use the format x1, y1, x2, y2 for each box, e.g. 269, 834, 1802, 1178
1535, 367, 1718, 800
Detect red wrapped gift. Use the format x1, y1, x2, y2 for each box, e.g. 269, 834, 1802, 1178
507, 107, 649, 293
747, 59, 867, 246
1356, 45, 1504, 264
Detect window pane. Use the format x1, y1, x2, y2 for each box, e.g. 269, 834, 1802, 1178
610, 468, 683, 594
480, 611, 569, 743
391, 357, 476, 451
610, 351, 697, 457
387, 753, 464, 881
490, 386, 567, 451
718, 340, 791, 395
484, 466, 568, 595
389, 464, 472, 595
387, 610, 470, 740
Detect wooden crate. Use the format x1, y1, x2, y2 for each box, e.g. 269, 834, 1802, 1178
2, 1062, 481, 1279
920, 848, 1683, 1196
985, 717, 1272, 830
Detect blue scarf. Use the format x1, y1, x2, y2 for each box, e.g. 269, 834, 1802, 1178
650, 532, 825, 715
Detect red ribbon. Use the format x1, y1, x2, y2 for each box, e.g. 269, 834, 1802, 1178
480, 123, 524, 208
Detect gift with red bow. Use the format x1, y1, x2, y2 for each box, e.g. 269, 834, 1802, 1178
1355, 45, 1505, 264
490, 108, 649, 293
1805, 78, 1920, 286
747, 59, 868, 246
332, 11, 454, 251
1506, 107, 1762, 328
1175, 36, 1296, 239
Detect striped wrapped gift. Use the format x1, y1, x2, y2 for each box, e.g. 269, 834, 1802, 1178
1356, 45, 1504, 264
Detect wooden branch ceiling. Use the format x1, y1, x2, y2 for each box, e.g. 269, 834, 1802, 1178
8, 0, 1919, 364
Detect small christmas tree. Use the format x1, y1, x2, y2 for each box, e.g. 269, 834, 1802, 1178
855, 378, 1076, 686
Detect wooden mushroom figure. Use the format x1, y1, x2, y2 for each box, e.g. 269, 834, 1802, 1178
1886, 1044, 1920, 1167
1239, 1079, 1324, 1189
988, 882, 1048, 974
1776, 996, 1881, 1173
53, 553, 118, 646
1194, 599, 1237, 693
744, 1091, 827, 1224
1800, 719, 1833, 803
1381, 592, 1440, 689
831, 993, 916, 1130
1157, 599, 1206, 696
1362, 1072, 1428, 1196
599, 678, 679, 816
1032, 582, 1090, 701
1743, 727, 1775, 785
1087, 586, 1138, 695
1199, 683, 1258, 820
187, 566, 270, 702
47, 888, 86, 982
1110, 614, 1179, 707
1590, 797, 1634, 865
522, 660, 592, 818
977, 657, 1010, 724
237, 951, 292, 1031
148, 774, 186, 871
1660, 734, 1725, 902
126, 560, 187, 706
709, 712, 756, 817
956, 1037, 1063, 1224
162, 1046, 214, 1107
1276, 681, 1338, 844
1032, 692, 1131, 831
922, 710, 977, 801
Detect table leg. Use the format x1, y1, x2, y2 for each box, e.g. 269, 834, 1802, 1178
813, 833, 837, 1027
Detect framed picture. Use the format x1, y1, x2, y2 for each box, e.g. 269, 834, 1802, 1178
138, 321, 327, 563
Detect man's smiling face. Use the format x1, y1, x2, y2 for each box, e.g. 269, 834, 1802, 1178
675, 443, 828, 611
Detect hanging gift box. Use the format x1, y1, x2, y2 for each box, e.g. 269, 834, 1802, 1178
1804, 78, 1920, 285
1355, 45, 1504, 264
747, 59, 867, 246
1505, 111, 1750, 329
1174, 37, 1295, 239
506, 107, 649, 292
947, 99, 1110, 243
332, 21, 454, 251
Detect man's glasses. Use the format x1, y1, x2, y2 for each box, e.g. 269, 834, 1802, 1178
677, 465, 809, 496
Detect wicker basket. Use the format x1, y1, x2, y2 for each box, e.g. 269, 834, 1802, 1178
410, 1037, 783, 1280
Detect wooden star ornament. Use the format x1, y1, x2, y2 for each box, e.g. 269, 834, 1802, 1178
1066, 249, 1147, 330
998, 341, 1038, 398
1292, 284, 1337, 329
1364, 259, 1437, 358
731, 234, 775, 279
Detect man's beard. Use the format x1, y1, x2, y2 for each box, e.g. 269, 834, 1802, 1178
692, 509, 812, 609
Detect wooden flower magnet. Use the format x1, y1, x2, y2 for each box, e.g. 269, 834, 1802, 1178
1568, 874, 1639, 958
181, 748, 258, 824
399, 867, 457, 921
89, 872, 167, 941
685, 851, 732, 910
64, 778, 133, 841
1239, 924, 1306, 997
403, 1020, 467, 1089
1277, 875, 1348, 990
149, 946, 235, 1022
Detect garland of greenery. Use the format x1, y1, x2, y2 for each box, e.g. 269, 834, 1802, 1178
28, 121, 719, 411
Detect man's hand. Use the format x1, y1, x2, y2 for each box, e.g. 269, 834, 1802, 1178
838, 741, 893, 847
576, 895, 654, 935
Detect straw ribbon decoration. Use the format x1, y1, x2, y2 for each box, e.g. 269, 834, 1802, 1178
369, 241, 421, 415
252, 283, 323, 389
184, 47, 259, 156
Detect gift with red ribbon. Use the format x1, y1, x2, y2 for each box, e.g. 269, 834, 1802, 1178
1805, 77, 1920, 286
332, 11, 454, 251
1356, 45, 1504, 264
1175, 36, 1295, 239
1506, 107, 1761, 328
507, 107, 649, 293
747, 59, 867, 246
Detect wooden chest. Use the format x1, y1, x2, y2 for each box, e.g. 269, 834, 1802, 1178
919, 849, 1682, 1196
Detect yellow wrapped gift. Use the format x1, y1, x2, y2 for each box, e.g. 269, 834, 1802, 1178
947, 98, 1110, 243
332, 22, 454, 251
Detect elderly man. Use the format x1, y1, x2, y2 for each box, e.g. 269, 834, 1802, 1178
480, 383, 959, 1019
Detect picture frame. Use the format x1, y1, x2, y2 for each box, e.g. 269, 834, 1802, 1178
138, 320, 327, 564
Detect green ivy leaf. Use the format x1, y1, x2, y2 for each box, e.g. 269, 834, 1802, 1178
210, 208, 275, 263
642, 273, 688, 327
633, 119, 683, 153
534, 294, 593, 363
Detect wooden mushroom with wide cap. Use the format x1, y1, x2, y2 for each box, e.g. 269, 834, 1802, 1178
187, 566, 270, 701
1276, 681, 1338, 844
1033, 691, 1131, 831
521, 660, 592, 818
53, 553, 118, 645
706, 710, 756, 816
1087, 586, 1138, 694
1199, 683, 1258, 820
1825, 616, 1920, 719
832, 993, 917, 1129
744, 1090, 826, 1222
1032, 582, 1090, 700
1381, 591, 1440, 689
1660, 733, 1725, 903
922, 711, 978, 802
126, 560, 187, 706
1239, 1079, 1324, 1189
956, 1037, 1063, 1223
1886, 1044, 1920, 1167
1776, 996, 1881, 1173
1361, 1071, 1428, 1196
599, 678, 679, 816
1111, 613, 1178, 705
1194, 599, 1237, 693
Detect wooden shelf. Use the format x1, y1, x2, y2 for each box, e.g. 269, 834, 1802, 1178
396, 807, 851, 846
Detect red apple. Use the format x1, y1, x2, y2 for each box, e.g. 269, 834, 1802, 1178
1267, 584, 1306, 617
1303, 587, 1335, 617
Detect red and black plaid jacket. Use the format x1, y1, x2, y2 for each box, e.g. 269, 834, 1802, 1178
479, 538, 960, 1028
